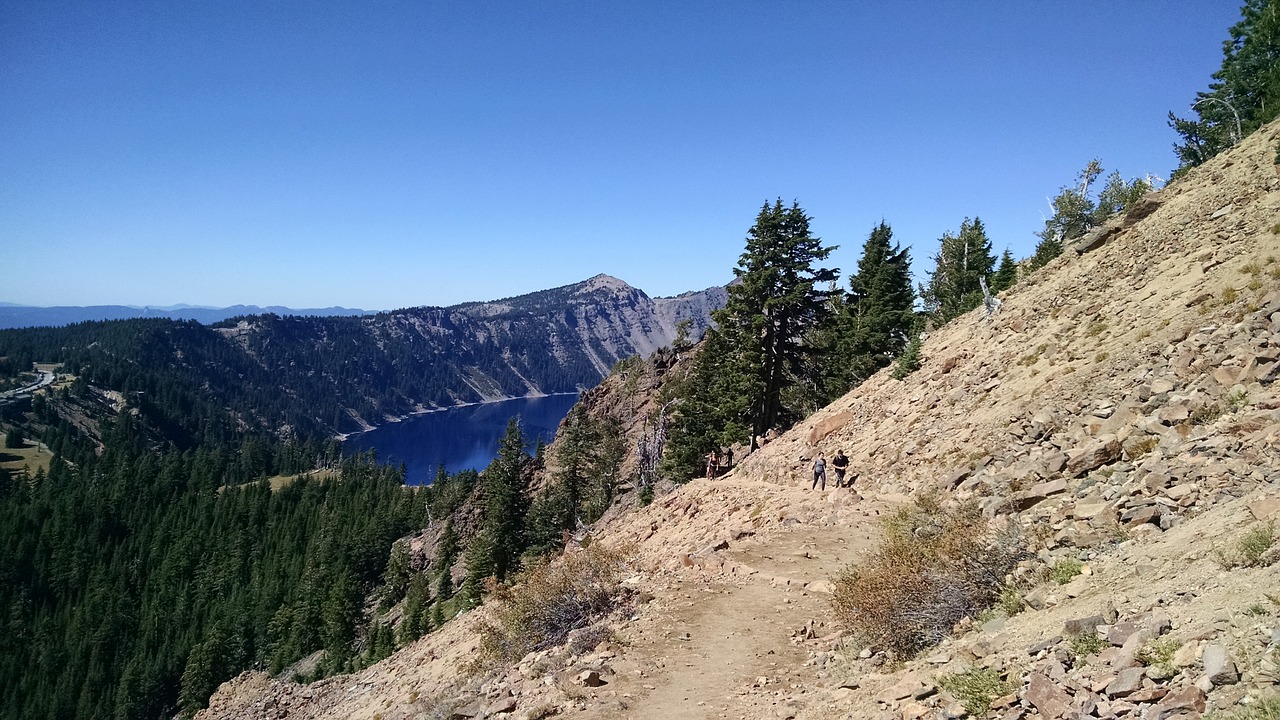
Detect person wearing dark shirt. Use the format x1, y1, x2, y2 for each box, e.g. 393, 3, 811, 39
831, 450, 850, 488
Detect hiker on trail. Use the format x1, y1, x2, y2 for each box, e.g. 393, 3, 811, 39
831, 450, 850, 488
812, 453, 827, 491
722, 446, 734, 470
706, 450, 720, 480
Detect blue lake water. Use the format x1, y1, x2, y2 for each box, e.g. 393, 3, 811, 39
343, 394, 580, 485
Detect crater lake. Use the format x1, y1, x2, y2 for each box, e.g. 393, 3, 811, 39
343, 394, 580, 484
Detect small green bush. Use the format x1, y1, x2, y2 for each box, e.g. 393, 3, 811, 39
829, 493, 1027, 658
1051, 558, 1083, 585
1238, 523, 1277, 567
1216, 523, 1278, 569
1225, 388, 1249, 412
1136, 636, 1179, 675
997, 585, 1025, 617
938, 667, 1013, 717
1069, 632, 1108, 666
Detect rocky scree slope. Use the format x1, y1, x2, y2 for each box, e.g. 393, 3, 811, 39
726, 116, 1280, 719
198, 121, 1280, 720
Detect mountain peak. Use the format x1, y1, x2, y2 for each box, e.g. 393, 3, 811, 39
574, 274, 634, 295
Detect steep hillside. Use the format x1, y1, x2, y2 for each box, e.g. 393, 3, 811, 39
198, 121, 1280, 720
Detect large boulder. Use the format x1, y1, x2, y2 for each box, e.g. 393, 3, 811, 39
1066, 435, 1123, 477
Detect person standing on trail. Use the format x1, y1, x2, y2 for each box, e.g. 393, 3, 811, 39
812, 453, 827, 491
706, 450, 720, 480
831, 450, 850, 488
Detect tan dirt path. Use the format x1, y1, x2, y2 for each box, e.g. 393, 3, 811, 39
585, 512, 880, 720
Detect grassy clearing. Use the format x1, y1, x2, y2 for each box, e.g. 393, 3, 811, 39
0, 441, 53, 476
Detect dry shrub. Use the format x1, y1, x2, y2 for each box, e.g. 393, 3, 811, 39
475, 544, 631, 667
830, 493, 1027, 658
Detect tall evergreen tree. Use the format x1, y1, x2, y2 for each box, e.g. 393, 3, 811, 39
660, 327, 755, 480
1027, 162, 1152, 273
1169, 0, 1280, 174
1028, 160, 1101, 271
1092, 170, 1153, 224
990, 249, 1018, 294
717, 200, 839, 447
920, 217, 996, 323
464, 418, 530, 595
822, 221, 915, 398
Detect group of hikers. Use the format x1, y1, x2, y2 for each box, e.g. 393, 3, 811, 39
704, 447, 734, 479
810, 449, 853, 490
705, 445, 856, 491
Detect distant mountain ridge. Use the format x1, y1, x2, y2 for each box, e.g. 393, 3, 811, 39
0, 275, 725, 441
0, 303, 376, 330
217, 274, 725, 423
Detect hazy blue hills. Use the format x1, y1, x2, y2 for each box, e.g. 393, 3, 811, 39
0, 302, 376, 329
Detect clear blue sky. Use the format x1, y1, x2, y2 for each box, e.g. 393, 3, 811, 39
0, 1, 1243, 310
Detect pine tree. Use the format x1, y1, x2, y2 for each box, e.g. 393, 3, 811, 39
1169, 0, 1280, 174
463, 418, 530, 595
822, 221, 915, 398
717, 200, 839, 446
1092, 171, 1153, 224
1027, 162, 1153, 273
920, 217, 996, 323
660, 327, 754, 480
990, 249, 1018, 294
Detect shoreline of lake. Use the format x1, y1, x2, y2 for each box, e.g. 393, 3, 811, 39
334, 391, 581, 442
341, 393, 581, 484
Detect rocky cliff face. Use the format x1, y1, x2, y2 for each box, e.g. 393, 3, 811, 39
218, 274, 725, 430
199, 122, 1280, 720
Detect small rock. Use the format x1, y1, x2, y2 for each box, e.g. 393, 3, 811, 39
1149, 686, 1206, 720
1066, 436, 1123, 477
1104, 667, 1146, 697
1025, 673, 1073, 719
1172, 640, 1199, 668
1064, 614, 1106, 637
1249, 495, 1280, 521
1202, 644, 1238, 685
486, 696, 518, 715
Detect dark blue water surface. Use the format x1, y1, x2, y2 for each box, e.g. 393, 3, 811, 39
343, 394, 580, 485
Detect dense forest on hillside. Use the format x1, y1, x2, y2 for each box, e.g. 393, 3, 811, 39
0, 416, 424, 719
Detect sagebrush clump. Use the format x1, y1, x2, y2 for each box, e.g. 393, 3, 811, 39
830, 493, 1026, 658
473, 544, 632, 669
